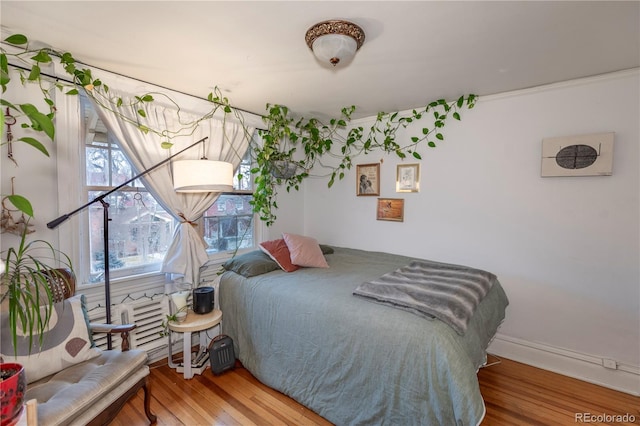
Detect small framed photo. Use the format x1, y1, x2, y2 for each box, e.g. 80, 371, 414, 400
356, 163, 380, 196
377, 198, 404, 222
396, 163, 420, 192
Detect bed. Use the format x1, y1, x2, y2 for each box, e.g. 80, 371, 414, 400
219, 246, 509, 426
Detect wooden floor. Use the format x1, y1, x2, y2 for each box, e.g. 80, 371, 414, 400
112, 354, 640, 425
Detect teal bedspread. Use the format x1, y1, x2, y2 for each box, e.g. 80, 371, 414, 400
220, 247, 509, 426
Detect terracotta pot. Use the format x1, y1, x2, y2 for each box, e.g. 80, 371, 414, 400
0, 363, 26, 426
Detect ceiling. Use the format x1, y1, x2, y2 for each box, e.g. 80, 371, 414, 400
1, 1, 639, 120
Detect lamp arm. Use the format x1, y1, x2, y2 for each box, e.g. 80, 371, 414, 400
47, 137, 208, 229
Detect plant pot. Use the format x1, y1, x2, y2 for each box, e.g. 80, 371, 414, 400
175, 311, 187, 323
0, 363, 26, 426
270, 160, 298, 179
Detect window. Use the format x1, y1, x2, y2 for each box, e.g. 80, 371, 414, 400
82, 98, 257, 283
201, 149, 255, 254
83, 101, 175, 283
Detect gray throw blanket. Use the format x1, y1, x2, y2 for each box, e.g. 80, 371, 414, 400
353, 259, 496, 335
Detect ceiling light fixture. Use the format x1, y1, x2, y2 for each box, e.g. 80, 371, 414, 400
305, 20, 365, 67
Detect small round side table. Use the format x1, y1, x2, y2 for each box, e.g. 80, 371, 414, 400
167, 309, 222, 379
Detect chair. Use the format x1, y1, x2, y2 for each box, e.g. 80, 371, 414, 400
25, 268, 157, 425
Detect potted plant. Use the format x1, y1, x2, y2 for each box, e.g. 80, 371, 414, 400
0, 215, 73, 424
1, 208, 73, 350
0, 362, 26, 425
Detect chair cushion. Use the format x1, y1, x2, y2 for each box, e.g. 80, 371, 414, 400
26, 349, 148, 425
0, 294, 100, 384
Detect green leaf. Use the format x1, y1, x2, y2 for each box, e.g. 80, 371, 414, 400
7, 194, 33, 217
1, 70, 10, 92
160, 141, 173, 149
28, 65, 41, 81
453, 112, 460, 120
436, 133, 444, 140
19, 104, 55, 140
18, 137, 50, 157
0, 53, 8, 89
422, 127, 429, 135
60, 52, 75, 64
31, 50, 52, 63
412, 152, 422, 160
64, 63, 76, 74
141, 94, 153, 102
456, 96, 464, 108
4, 34, 28, 45
411, 136, 419, 143
66, 88, 79, 95
137, 109, 146, 117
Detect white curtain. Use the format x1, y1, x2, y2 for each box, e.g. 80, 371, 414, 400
89, 89, 253, 286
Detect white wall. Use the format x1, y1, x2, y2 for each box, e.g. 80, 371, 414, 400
297, 70, 640, 393
1, 71, 61, 250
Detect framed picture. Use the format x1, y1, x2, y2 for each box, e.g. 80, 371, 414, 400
541, 132, 614, 177
396, 163, 420, 192
376, 198, 404, 222
356, 163, 380, 196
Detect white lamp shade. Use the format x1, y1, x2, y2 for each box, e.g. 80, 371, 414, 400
312, 33, 358, 66
173, 159, 234, 193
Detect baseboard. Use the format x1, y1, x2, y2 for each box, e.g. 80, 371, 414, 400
487, 334, 640, 396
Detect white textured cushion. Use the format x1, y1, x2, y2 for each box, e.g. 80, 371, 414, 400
27, 349, 149, 425
282, 233, 329, 268
0, 294, 101, 384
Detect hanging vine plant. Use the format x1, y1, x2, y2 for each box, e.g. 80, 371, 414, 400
1, 33, 477, 227
252, 94, 476, 225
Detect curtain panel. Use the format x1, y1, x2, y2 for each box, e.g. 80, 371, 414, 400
89, 89, 254, 286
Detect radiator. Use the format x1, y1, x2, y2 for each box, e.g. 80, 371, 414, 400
89, 295, 171, 353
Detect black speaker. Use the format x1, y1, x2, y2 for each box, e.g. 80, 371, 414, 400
208, 335, 235, 375
192, 286, 214, 314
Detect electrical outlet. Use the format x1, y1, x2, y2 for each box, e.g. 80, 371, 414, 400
602, 358, 617, 370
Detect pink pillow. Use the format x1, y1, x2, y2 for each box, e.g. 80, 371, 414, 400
259, 239, 299, 272
282, 233, 329, 268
